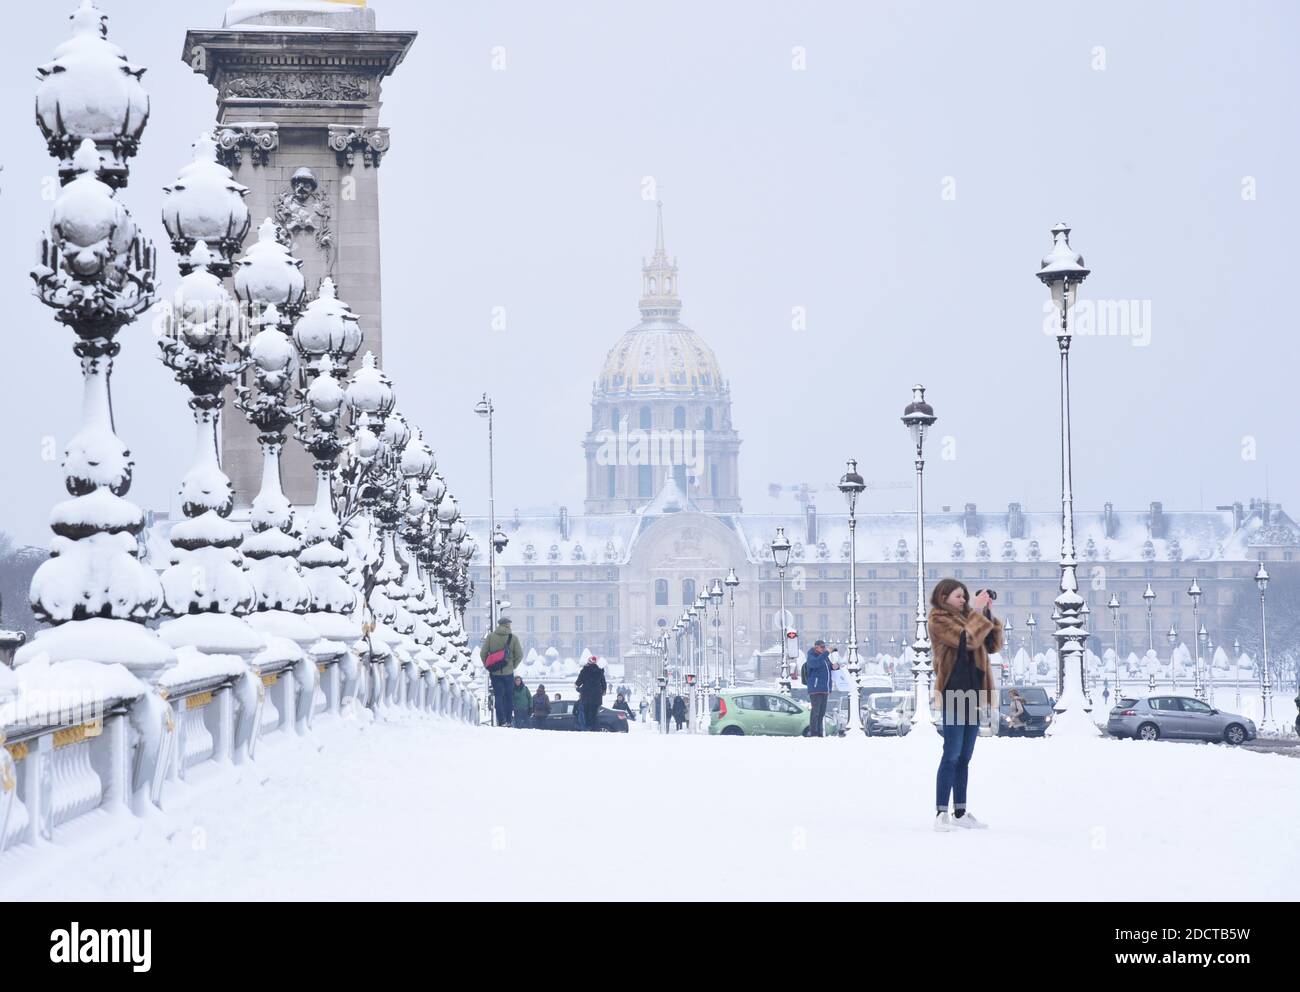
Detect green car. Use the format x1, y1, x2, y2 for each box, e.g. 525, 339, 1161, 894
709, 689, 836, 737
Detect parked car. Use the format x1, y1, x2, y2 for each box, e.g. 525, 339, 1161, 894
996, 686, 1054, 737
709, 689, 836, 737
535, 699, 629, 732
864, 691, 912, 736
1106, 694, 1256, 745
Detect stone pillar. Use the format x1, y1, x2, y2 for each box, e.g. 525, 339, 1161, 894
183, 9, 417, 507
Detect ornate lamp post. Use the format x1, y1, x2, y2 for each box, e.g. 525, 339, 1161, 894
1256, 563, 1275, 731
1107, 593, 1121, 702
724, 568, 740, 687
474, 394, 504, 630
901, 385, 937, 730
1167, 625, 1179, 691
1142, 583, 1156, 653
1230, 636, 1241, 710
22, 3, 174, 685
771, 528, 793, 695
838, 459, 866, 733
1187, 579, 1206, 701
695, 590, 711, 727
1026, 614, 1038, 663
659, 630, 671, 734
1080, 600, 1093, 708
709, 578, 724, 697
1035, 223, 1092, 730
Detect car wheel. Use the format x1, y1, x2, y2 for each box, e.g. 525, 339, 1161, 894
720, 726, 744, 736
1137, 722, 1160, 742
1223, 724, 1246, 746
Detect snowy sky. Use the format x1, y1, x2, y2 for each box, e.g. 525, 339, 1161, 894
2, 0, 1297, 547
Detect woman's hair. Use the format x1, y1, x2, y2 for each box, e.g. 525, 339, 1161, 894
930, 577, 971, 614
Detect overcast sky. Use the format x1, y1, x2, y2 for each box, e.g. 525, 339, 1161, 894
2, 0, 1297, 547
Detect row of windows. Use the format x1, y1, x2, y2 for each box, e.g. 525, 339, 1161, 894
607, 464, 725, 499
759, 565, 1254, 581
496, 570, 620, 582
472, 615, 616, 634
609, 406, 717, 432
519, 593, 617, 609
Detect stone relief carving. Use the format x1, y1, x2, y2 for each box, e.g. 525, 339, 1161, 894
222, 72, 370, 103
214, 123, 279, 167
328, 125, 390, 167
273, 167, 333, 260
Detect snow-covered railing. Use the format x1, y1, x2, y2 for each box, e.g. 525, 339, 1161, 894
0, 640, 479, 858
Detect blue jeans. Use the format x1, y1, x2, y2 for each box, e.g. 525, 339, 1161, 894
936, 722, 979, 812
490, 674, 513, 726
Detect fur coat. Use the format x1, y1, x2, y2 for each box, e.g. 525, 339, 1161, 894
927, 607, 1003, 700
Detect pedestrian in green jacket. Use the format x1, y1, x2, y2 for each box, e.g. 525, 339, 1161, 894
512, 676, 532, 728
479, 617, 524, 726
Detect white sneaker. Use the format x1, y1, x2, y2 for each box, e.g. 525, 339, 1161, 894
952, 812, 988, 829
933, 812, 955, 832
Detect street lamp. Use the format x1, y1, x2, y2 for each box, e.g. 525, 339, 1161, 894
474, 393, 502, 632
1036, 223, 1092, 729
1080, 599, 1094, 707
1026, 614, 1038, 662
1142, 582, 1156, 659
771, 528, 793, 695
659, 630, 670, 734
1167, 624, 1179, 691
1188, 579, 1205, 701
838, 458, 866, 733
724, 568, 740, 687
1108, 593, 1121, 702
1233, 636, 1242, 710
1256, 562, 1275, 731
709, 578, 724, 707
696, 590, 711, 727
901, 386, 937, 732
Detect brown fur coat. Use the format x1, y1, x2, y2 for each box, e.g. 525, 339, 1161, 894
927, 607, 1003, 700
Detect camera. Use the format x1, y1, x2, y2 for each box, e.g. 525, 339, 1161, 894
976, 588, 997, 601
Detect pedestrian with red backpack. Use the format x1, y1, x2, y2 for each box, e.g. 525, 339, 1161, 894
479, 616, 523, 727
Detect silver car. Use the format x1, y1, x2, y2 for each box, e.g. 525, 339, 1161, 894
1107, 695, 1257, 745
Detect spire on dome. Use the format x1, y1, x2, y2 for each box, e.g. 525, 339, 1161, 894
639, 200, 681, 319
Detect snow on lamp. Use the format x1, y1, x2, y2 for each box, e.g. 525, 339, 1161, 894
35, 0, 149, 189
161, 133, 250, 277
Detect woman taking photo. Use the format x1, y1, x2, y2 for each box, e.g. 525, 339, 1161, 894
927, 578, 1002, 831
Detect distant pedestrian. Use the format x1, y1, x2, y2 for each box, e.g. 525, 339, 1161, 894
575, 656, 606, 731
804, 640, 832, 736
512, 676, 532, 728
478, 616, 523, 727
613, 692, 633, 721
638, 697, 649, 723
532, 683, 552, 725
671, 694, 687, 731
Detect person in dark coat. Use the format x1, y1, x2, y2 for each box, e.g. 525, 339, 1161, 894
612, 693, 633, 720
574, 657, 606, 731
478, 617, 523, 727
512, 676, 532, 728
532, 683, 552, 725
804, 640, 832, 737
671, 694, 687, 731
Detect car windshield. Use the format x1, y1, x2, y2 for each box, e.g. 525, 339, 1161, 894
1003, 687, 1049, 705
870, 696, 905, 712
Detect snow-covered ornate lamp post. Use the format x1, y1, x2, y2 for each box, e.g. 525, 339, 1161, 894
1233, 636, 1242, 710
23, 3, 174, 680
1142, 583, 1156, 653
659, 630, 671, 733
901, 385, 937, 731
1256, 563, 1275, 731
838, 458, 866, 733
724, 567, 740, 687
709, 578, 724, 697
1187, 579, 1206, 701
771, 528, 792, 695
474, 393, 505, 630
1167, 625, 1179, 691
1026, 613, 1037, 663
1035, 224, 1094, 734
231, 221, 312, 616
161, 133, 250, 277
1108, 593, 1121, 702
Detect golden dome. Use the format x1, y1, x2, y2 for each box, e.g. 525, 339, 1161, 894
597, 322, 725, 396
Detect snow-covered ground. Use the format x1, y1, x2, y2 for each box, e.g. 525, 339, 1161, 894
5, 711, 1297, 901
